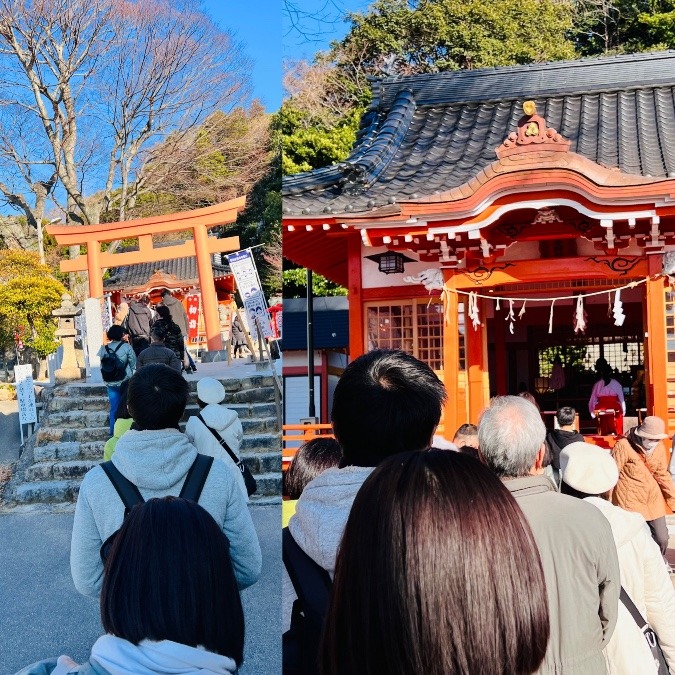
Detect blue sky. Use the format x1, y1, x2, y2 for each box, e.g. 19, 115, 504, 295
282, 0, 373, 62
200, 1, 374, 111
201, 0, 283, 112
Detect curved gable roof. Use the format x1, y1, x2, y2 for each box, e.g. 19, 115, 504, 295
283, 51, 675, 218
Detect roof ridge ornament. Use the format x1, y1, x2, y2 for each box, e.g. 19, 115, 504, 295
496, 101, 571, 159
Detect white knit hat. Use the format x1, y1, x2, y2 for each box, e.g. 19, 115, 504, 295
196, 377, 225, 405
560, 442, 619, 495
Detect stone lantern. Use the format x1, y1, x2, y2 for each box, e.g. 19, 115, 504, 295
53, 293, 85, 384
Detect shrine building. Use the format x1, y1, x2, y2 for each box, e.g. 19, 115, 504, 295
283, 51, 675, 440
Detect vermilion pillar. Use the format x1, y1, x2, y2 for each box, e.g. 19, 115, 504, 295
347, 235, 363, 360
86, 240, 103, 299
443, 279, 459, 440
467, 296, 489, 424
645, 254, 667, 422
193, 225, 223, 351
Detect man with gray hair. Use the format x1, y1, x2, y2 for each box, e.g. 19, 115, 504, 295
479, 395, 620, 675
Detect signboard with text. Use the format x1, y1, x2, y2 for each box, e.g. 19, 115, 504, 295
226, 249, 274, 340
15, 364, 37, 425
186, 294, 201, 340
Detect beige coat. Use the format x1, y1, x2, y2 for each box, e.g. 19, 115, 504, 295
611, 429, 675, 521
505, 475, 620, 674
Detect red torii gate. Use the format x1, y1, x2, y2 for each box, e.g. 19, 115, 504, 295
46, 197, 246, 351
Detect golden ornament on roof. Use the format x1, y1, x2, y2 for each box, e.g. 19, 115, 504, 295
523, 100, 537, 116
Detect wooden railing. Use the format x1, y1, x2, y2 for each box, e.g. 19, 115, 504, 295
282, 423, 334, 469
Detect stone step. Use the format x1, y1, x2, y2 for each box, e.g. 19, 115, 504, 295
45, 408, 279, 433
13, 479, 82, 504
25, 460, 99, 482
52, 376, 277, 400
34, 441, 105, 462
49, 397, 278, 421
37, 421, 281, 447
252, 472, 282, 497
48, 396, 110, 412
37, 426, 111, 444
241, 451, 282, 475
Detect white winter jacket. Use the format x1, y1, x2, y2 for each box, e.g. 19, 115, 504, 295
184, 405, 248, 502
71, 428, 261, 596
584, 497, 675, 675
15, 635, 238, 675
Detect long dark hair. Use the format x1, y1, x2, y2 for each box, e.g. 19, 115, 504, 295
321, 451, 550, 675
101, 497, 244, 663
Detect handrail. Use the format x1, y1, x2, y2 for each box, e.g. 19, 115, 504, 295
282, 423, 334, 468
253, 316, 283, 430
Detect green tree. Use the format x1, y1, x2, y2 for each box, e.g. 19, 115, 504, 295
282, 268, 347, 298
0, 251, 65, 357
571, 0, 675, 55
334, 0, 576, 75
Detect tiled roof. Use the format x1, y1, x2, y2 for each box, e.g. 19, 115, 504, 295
104, 253, 230, 290
280, 297, 349, 351
283, 51, 675, 216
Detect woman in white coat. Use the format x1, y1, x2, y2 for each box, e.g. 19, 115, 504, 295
185, 377, 249, 501
560, 442, 675, 675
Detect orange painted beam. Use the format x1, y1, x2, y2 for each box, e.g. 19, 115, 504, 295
59, 236, 240, 273
453, 257, 649, 290
645, 255, 668, 421
46, 198, 246, 245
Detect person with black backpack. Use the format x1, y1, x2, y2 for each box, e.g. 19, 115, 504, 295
282, 350, 448, 675
97, 325, 136, 437
70, 364, 262, 599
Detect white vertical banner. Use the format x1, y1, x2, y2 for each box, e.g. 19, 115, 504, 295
226, 249, 274, 340
84, 298, 104, 383
15, 364, 37, 425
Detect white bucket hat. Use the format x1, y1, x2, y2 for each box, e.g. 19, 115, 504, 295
196, 377, 225, 405
560, 442, 619, 495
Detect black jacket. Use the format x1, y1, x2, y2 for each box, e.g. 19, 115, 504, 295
546, 428, 584, 470
125, 302, 152, 339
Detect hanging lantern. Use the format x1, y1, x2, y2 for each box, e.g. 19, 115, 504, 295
366, 251, 416, 275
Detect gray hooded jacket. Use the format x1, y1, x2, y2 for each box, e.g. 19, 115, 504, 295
70, 428, 262, 596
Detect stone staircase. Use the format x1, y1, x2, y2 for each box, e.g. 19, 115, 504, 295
3, 374, 281, 508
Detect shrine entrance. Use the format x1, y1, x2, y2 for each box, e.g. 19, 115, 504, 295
46, 198, 246, 351
484, 281, 646, 431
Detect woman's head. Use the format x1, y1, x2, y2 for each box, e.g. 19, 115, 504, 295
284, 437, 342, 499
322, 450, 549, 675
101, 497, 244, 663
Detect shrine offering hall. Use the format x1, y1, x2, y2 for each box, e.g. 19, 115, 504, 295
283, 51, 675, 439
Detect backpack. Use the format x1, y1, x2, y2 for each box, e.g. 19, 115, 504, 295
100, 343, 127, 382
98, 453, 214, 562
282, 527, 333, 675
126, 303, 152, 339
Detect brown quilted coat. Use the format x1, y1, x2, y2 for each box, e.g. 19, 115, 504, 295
611, 428, 675, 521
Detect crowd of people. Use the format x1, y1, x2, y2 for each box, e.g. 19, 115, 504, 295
18, 359, 262, 674
283, 349, 675, 675
14, 343, 675, 674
